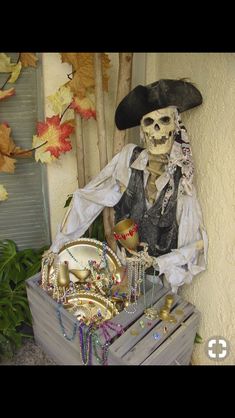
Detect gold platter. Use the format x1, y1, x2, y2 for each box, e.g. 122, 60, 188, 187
64, 291, 119, 324
48, 238, 122, 284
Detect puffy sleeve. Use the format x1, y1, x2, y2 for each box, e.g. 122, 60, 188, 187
50, 143, 136, 253
153, 184, 208, 293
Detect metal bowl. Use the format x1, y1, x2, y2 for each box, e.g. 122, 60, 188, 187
69, 269, 91, 282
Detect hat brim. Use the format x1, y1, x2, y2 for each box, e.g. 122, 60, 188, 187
115, 79, 203, 130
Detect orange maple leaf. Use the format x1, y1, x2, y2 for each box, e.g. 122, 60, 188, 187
36, 115, 74, 158
0, 88, 15, 101
61, 53, 111, 98
20, 53, 38, 68
0, 124, 32, 173
70, 96, 96, 120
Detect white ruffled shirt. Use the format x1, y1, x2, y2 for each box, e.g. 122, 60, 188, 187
51, 142, 208, 293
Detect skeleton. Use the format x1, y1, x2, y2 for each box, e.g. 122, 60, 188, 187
140, 106, 177, 156
119, 106, 204, 268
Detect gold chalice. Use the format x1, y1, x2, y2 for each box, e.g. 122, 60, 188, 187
69, 269, 91, 282
113, 218, 139, 251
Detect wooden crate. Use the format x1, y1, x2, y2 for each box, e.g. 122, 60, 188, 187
26, 273, 200, 365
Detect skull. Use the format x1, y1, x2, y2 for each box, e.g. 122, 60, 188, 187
140, 106, 177, 155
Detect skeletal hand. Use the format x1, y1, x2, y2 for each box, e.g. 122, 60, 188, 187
121, 243, 155, 269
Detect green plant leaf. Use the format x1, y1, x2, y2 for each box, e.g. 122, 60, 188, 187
194, 333, 203, 344
64, 194, 73, 208
0, 240, 17, 281
0, 239, 45, 358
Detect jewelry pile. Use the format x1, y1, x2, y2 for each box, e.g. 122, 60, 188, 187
41, 239, 130, 325
40, 236, 153, 365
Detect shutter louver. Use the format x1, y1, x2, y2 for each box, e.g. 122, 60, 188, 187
0, 53, 50, 250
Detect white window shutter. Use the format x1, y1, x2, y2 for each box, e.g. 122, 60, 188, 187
0, 53, 50, 250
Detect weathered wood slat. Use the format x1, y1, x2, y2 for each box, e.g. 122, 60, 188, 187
34, 323, 81, 363
34, 327, 82, 365
27, 288, 77, 331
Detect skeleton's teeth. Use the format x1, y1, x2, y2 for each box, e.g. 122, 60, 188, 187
151, 136, 168, 145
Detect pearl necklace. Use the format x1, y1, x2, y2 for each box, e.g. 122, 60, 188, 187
124, 259, 144, 314
143, 268, 159, 320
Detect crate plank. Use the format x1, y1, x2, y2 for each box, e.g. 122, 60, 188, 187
26, 273, 199, 365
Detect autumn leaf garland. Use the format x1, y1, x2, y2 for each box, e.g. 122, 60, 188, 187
33, 116, 74, 163
36, 52, 111, 163
0, 52, 111, 167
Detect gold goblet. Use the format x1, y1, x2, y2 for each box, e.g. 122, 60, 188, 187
113, 218, 139, 251
69, 269, 91, 282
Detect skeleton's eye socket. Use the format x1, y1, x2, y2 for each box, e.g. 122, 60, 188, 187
159, 116, 171, 124
143, 117, 154, 126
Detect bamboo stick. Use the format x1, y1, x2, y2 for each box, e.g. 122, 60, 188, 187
75, 114, 85, 188
108, 53, 134, 251
94, 53, 115, 250
113, 53, 133, 156
94, 53, 108, 170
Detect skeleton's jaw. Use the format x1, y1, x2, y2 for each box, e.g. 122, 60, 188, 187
145, 134, 174, 155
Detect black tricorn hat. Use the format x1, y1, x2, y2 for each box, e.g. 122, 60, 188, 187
115, 79, 203, 130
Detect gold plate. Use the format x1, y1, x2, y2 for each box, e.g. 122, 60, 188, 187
64, 291, 119, 325
48, 238, 122, 284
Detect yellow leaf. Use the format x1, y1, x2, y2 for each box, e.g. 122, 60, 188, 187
0, 123, 31, 173
64, 53, 111, 98
0, 154, 16, 173
8, 62, 22, 83
33, 135, 54, 163
0, 53, 12, 72
47, 85, 73, 116
68, 71, 86, 98
20, 53, 38, 68
0, 184, 8, 201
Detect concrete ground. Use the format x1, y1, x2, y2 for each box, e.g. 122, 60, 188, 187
0, 339, 56, 366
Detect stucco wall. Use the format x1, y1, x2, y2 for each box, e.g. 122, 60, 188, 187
146, 53, 235, 365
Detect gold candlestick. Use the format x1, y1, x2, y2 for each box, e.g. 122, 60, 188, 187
57, 261, 70, 288
165, 294, 174, 309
